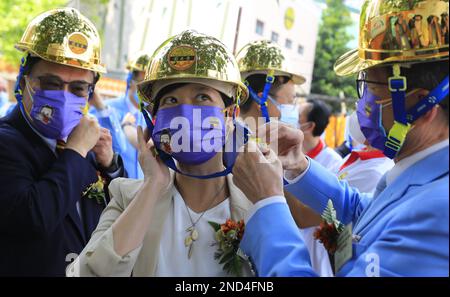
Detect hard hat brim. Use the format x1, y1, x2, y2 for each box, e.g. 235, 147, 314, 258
334, 48, 384, 77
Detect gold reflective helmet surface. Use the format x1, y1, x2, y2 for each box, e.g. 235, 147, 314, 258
138, 30, 249, 114
236, 40, 306, 84
335, 0, 449, 76
15, 8, 106, 73
126, 51, 151, 72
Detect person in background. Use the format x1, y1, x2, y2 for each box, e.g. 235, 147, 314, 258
236, 40, 332, 277
236, 40, 305, 131
336, 112, 394, 194
90, 52, 151, 179
0, 8, 126, 276
298, 99, 342, 173
0, 77, 11, 117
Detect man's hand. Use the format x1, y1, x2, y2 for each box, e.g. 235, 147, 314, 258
232, 140, 283, 204
92, 128, 114, 168
66, 116, 101, 158
257, 121, 309, 179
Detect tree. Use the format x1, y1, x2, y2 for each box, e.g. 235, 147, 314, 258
0, 0, 109, 66
311, 0, 358, 102
0, 0, 68, 65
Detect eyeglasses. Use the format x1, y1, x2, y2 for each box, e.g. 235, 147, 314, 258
25, 75, 94, 98
356, 71, 388, 99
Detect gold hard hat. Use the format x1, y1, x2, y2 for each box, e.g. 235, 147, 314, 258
236, 40, 306, 84
126, 51, 151, 72
335, 0, 449, 76
138, 30, 249, 114
15, 8, 106, 73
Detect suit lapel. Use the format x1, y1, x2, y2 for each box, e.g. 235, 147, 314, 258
227, 174, 253, 221
133, 172, 175, 276
354, 146, 449, 235
67, 204, 87, 243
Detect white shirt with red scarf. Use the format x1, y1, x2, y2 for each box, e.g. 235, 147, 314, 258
336, 149, 395, 194
306, 139, 343, 174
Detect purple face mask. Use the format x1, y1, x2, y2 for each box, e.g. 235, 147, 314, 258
29, 88, 86, 139
152, 104, 226, 165
356, 85, 387, 151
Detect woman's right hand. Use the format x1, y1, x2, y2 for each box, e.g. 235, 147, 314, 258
136, 125, 170, 193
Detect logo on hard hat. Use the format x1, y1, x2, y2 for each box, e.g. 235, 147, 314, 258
68, 33, 88, 55
168, 45, 196, 71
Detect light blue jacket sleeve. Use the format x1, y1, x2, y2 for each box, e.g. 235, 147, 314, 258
341, 193, 449, 277
90, 107, 128, 154
240, 202, 318, 277
284, 158, 372, 225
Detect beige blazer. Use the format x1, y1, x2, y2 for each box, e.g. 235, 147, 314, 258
66, 173, 254, 277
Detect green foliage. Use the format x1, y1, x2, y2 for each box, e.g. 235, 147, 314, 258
311, 0, 358, 100
0, 0, 68, 64
241, 40, 284, 70
0, 0, 110, 65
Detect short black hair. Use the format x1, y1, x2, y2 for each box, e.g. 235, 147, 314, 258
400, 60, 448, 123
22, 56, 41, 76
305, 99, 331, 137
152, 83, 233, 116
240, 74, 290, 113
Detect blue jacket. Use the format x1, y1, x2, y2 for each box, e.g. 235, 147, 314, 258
241, 146, 449, 276
91, 96, 144, 179
0, 106, 126, 276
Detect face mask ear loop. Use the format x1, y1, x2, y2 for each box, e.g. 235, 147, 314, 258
384, 64, 411, 159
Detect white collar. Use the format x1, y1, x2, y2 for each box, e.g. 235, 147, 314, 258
386, 139, 449, 186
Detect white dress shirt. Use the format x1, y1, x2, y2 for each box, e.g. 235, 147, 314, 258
155, 188, 232, 276
336, 150, 394, 194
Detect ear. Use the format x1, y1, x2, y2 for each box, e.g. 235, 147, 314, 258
415, 105, 439, 126
305, 122, 316, 134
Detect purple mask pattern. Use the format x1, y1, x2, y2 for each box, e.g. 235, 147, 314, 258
356, 86, 387, 151
152, 104, 226, 165
29, 89, 86, 139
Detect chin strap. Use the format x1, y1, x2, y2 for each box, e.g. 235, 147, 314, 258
244, 69, 275, 123
138, 95, 249, 179
14, 54, 30, 117
384, 64, 449, 159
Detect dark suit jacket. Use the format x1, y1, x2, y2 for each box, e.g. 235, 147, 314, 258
0, 106, 125, 276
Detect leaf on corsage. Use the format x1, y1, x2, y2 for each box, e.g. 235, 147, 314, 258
209, 219, 247, 277
82, 171, 106, 205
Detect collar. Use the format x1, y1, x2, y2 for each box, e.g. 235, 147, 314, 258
386, 139, 449, 186
306, 139, 324, 159
339, 149, 386, 171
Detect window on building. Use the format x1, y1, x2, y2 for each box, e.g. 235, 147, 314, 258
285, 38, 292, 49
271, 31, 279, 43
256, 20, 264, 36
297, 44, 304, 55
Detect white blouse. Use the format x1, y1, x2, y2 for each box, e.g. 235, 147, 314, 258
155, 188, 231, 276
